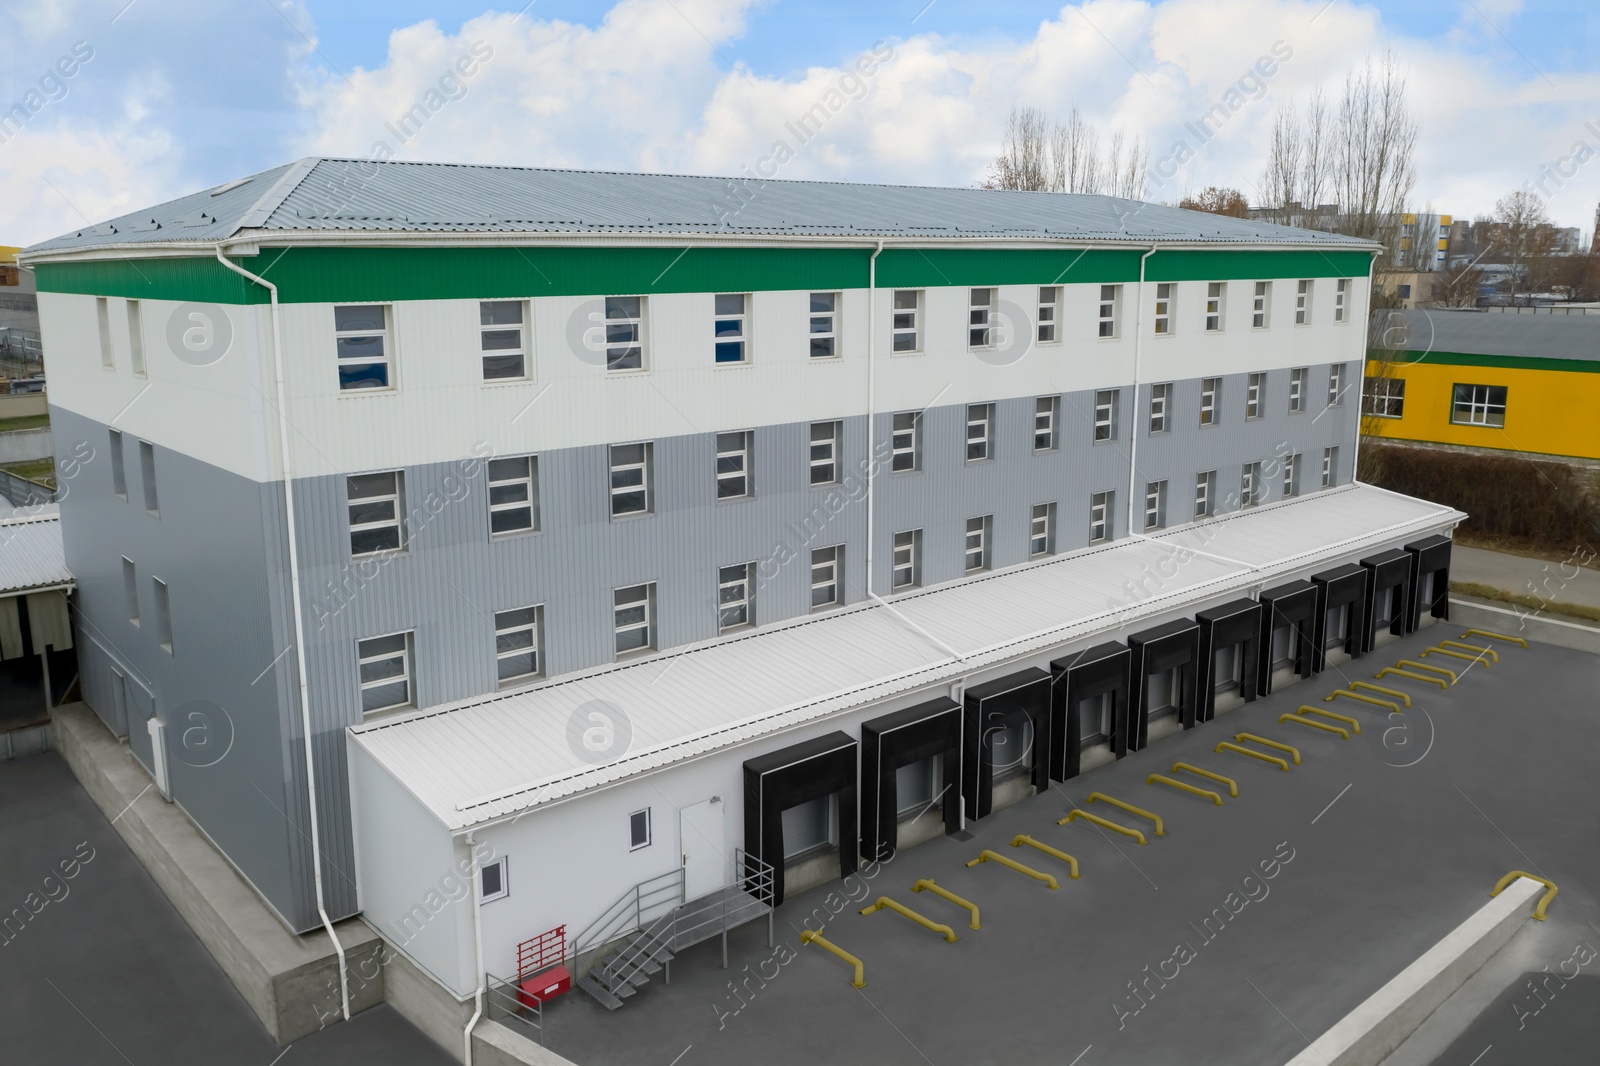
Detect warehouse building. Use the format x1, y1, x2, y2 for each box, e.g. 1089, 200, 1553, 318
22, 159, 1461, 1026
1363, 308, 1600, 462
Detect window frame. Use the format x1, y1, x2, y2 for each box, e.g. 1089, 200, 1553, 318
1037, 286, 1061, 344
1289, 367, 1307, 413
614, 583, 656, 657
487, 455, 539, 536
1033, 396, 1059, 452
1205, 282, 1225, 332
891, 411, 921, 473
609, 442, 653, 517
480, 857, 509, 902
1245, 373, 1265, 420
1251, 281, 1270, 329
1241, 462, 1262, 509
494, 605, 543, 685
715, 431, 753, 500
1089, 491, 1113, 544
964, 515, 992, 572
1029, 502, 1056, 558
1199, 378, 1220, 427
1450, 383, 1507, 427
1282, 452, 1301, 498
347, 470, 406, 557
629, 809, 652, 851
1194, 471, 1215, 519
891, 290, 922, 354
479, 300, 529, 381
1328, 364, 1345, 407
1362, 376, 1406, 419
1334, 279, 1349, 323
810, 544, 842, 610
1144, 481, 1167, 530
604, 295, 646, 372
808, 292, 839, 358
966, 403, 994, 463
1097, 285, 1120, 339
810, 421, 840, 486
968, 288, 995, 349
335, 304, 393, 392
1093, 390, 1117, 443
714, 293, 750, 365
1322, 447, 1338, 488
358, 631, 414, 716
1295, 279, 1313, 326
1153, 283, 1173, 335
891, 529, 921, 590
717, 562, 755, 632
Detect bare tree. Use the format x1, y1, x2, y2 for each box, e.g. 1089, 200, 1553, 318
1399, 206, 1441, 272
984, 106, 1052, 191
984, 105, 1145, 199
1492, 189, 1555, 305
1433, 262, 1485, 307
1259, 89, 1331, 227
1333, 53, 1419, 257
1179, 187, 1251, 218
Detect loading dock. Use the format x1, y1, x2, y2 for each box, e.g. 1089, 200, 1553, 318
743, 732, 859, 906
1048, 642, 1132, 780
1257, 580, 1318, 695
859, 698, 962, 862
1311, 564, 1369, 671
1194, 599, 1262, 721
961, 669, 1052, 821
1405, 535, 1452, 632
1126, 619, 1200, 750
1361, 549, 1412, 652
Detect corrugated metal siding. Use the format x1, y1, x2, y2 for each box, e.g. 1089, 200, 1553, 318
349, 483, 1462, 830
0, 510, 71, 593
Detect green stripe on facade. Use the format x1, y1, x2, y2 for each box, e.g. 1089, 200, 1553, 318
36, 245, 1374, 304
1391, 350, 1600, 374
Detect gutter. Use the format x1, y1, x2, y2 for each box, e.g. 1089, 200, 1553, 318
212, 243, 350, 1023
462, 831, 486, 1066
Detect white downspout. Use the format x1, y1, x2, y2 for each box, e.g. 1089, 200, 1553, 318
1351, 252, 1378, 485
463, 832, 486, 1066
1124, 247, 1158, 538
864, 240, 885, 596
214, 245, 350, 1021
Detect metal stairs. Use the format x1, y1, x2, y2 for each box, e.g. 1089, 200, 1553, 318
575, 852, 775, 1010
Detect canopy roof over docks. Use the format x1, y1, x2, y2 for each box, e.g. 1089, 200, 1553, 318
0, 509, 74, 731
347, 484, 1463, 833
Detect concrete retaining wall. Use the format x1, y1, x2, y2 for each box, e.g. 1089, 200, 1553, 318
0, 427, 51, 462
0, 392, 46, 418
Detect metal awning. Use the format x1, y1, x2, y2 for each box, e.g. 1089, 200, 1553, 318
0, 509, 72, 596
349, 484, 1463, 832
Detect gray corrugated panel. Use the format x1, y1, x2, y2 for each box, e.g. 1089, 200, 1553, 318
1385, 309, 1600, 362
0, 510, 72, 593
25, 157, 1379, 255
348, 482, 1462, 831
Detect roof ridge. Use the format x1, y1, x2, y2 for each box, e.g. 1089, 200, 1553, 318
232, 157, 323, 234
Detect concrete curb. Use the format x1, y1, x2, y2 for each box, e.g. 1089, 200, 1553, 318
49, 702, 386, 1043
1283, 876, 1545, 1066
1448, 597, 1600, 655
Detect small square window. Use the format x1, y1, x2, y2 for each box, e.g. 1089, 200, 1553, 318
1450, 383, 1506, 427
809, 292, 839, 358
1362, 377, 1406, 418
714, 293, 748, 364
480, 858, 508, 902
630, 808, 652, 849
480, 301, 527, 381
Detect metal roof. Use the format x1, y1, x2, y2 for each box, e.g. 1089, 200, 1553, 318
25, 157, 1378, 256
349, 484, 1462, 832
0, 508, 72, 596
1389, 309, 1600, 363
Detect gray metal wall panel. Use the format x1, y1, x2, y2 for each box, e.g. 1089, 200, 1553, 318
48, 406, 342, 930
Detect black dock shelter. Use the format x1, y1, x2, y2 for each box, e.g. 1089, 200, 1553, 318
743, 731, 859, 906
859, 698, 962, 862
1049, 642, 1132, 779
961, 669, 1052, 821
1194, 599, 1262, 722
1257, 580, 1318, 695
1126, 618, 1200, 750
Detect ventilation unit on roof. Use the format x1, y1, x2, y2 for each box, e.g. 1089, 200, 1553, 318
210, 177, 252, 197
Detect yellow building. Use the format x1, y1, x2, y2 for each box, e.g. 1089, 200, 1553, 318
1363, 309, 1600, 461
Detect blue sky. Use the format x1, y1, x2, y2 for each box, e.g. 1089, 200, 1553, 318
3, 0, 1597, 246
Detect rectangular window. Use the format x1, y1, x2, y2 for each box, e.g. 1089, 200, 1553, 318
122, 556, 138, 627
1029, 503, 1056, 557
152, 578, 172, 653
809, 292, 838, 358
1245, 373, 1265, 420
480, 858, 509, 901
1153, 283, 1173, 335
1362, 377, 1406, 418
1328, 364, 1345, 406
718, 562, 754, 631
97, 297, 113, 369
1037, 286, 1060, 343
480, 300, 527, 380
1289, 367, 1307, 413
348, 471, 405, 555
811, 545, 842, 609
1200, 378, 1220, 427
964, 515, 991, 572
1195, 471, 1215, 518
969, 288, 994, 348
1097, 285, 1120, 338
714, 293, 748, 364
716, 431, 752, 499
810, 421, 840, 485
1089, 491, 1113, 543
610, 442, 652, 516
1144, 481, 1167, 530
358, 632, 413, 715
1241, 462, 1262, 508
127, 299, 146, 377
1149, 383, 1171, 434
335, 305, 392, 390
614, 584, 655, 656
487, 456, 538, 535
1034, 396, 1059, 451
1334, 279, 1349, 322
966, 403, 993, 462
892, 529, 920, 589
605, 296, 644, 371
1283, 453, 1301, 498
109, 429, 126, 498
1093, 390, 1117, 442
891, 411, 921, 472
1450, 383, 1507, 427
891, 290, 921, 353
1295, 279, 1313, 325
494, 606, 541, 683
138, 440, 158, 514
1322, 447, 1338, 488
1252, 281, 1270, 329
629, 809, 652, 850
1205, 282, 1225, 331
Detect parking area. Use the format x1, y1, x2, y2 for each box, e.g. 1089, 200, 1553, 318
0, 752, 454, 1066
538, 626, 1600, 1066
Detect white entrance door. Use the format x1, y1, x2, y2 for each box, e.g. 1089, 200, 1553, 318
680, 797, 725, 901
